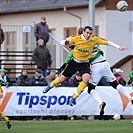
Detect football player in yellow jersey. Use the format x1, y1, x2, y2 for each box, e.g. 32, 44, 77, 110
43, 26, 128, 113
0, 84, 11, 129
60, 45, 132, 118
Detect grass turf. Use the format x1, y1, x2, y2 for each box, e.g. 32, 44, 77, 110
0, 120, 133, 133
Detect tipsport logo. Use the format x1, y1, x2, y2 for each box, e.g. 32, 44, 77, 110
0, 91, 133, 112
0, 92, 72, 111
16, 92, 72, 108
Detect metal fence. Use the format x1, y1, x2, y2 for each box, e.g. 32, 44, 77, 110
1, 24, 69, 68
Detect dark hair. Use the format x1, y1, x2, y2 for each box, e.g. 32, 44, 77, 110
78, 27, 84, 35
21, 68, 28, 74
76, 73, 80, 76
36, 69, 43, 73
84, 26, 93, 32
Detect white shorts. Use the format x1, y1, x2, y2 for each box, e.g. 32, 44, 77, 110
89, 61, 116, 86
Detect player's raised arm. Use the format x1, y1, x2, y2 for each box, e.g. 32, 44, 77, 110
118, 46, 128, 51
107, 41, 128, 51
60, 40, 70, 45
60, 36, 74, 47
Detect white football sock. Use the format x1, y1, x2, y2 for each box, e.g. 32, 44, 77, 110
90, 89, 103, 105
116, 84, 131, 100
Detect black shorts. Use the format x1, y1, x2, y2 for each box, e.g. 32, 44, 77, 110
62, 59, 90, 78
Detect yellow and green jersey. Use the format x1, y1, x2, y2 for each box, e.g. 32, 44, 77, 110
70, 34, 108, 60
65, 50, 74, 64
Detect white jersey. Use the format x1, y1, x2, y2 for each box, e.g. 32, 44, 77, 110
89, 55, 116, 86
91, 55, 106, 65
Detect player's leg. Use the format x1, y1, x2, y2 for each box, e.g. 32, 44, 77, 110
88, 63, 107, 115
89, 63, 104, 106
0, 112, 11, 129
88, 83, 103, 105
73, 73, 90, 99
43, 60, 77, 93
69, 62, 91, 106
0, 112, 8, 122
88, 83, 106, 116
116, 84, 133, 103
69, 73, 90, 106
0, 85, 3, 93
72, 81, 88, 99
109, 80, 133, 104
69, 62, 105, 108
0, 88, 11, 129
43, 76, 67, 93
104, 63, 133, 104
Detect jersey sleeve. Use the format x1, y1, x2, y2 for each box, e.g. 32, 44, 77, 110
95, 36, 108, 45
65, 50, 74, 64
69, 35, 78, 45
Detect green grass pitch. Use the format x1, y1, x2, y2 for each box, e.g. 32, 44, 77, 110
0, 120, 133, 133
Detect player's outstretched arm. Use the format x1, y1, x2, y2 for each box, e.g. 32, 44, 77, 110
118, 46, 128, 51
60, 40, 70, 45
107, 41, 128, 51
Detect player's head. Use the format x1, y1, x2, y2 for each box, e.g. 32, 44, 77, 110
84, 26, 93, 32
78, 27, 84, 35
83, 26, 93, 40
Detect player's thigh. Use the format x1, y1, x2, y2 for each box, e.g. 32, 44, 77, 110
62, 60, 78, 77
89, 65, 103, 85
59, 75, 68, 82
103, 63, 116, 82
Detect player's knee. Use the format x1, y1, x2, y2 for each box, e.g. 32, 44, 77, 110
59, 76, 67, 83
88, 83, 96, 94
109, 80, 118, 89
82, 74, 90, 83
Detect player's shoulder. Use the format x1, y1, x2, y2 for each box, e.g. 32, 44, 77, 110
69, 34, 81, 41
91, 35, 100, 39
90, 35, 99, 41
91, 35, 107, 41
